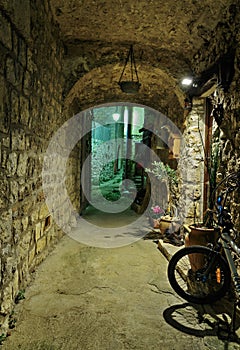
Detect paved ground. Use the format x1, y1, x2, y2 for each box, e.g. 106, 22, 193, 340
2, 210, 240, 350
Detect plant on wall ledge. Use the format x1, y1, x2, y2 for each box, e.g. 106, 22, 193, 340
198, 117, 221, 228
148, 205, 165, 228
149, 205, 165, 220
206, 127, 220, 210
145, 161, 179, 216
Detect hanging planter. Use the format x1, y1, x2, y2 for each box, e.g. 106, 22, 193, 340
118, 81, 141, 93
118, 45, 141, 94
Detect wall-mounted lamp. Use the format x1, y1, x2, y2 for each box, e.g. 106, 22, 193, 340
181, 77, 193, 86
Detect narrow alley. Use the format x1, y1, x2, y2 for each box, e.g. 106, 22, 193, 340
1, 1, 240, 349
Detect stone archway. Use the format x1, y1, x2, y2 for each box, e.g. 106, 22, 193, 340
62, 59, 188, 218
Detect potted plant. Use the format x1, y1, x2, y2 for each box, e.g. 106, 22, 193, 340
145, 161, 180, 233
148, 205, 165, 229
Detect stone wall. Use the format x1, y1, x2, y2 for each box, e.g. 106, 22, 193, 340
219, 79, 240, 231
0, 1, 75, 331
191, 4, 240, 230
177, 99, 205, 224
177, 90, 239, 229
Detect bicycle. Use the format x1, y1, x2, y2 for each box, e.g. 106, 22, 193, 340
167, 170, 240, 337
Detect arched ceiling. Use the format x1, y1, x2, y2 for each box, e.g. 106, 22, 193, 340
49, 0, 237, 112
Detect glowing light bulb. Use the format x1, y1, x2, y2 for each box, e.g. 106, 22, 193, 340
112, 113, 120, 121
181, 78, 193, 86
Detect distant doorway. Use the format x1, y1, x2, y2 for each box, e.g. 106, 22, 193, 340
91, 104, 145, 207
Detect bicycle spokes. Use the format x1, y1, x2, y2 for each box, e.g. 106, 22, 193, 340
168, 246, 230, 304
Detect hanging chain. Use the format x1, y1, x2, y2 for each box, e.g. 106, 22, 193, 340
118, 45, 139, 84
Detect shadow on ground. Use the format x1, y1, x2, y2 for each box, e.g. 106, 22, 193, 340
163, 300, 240, 345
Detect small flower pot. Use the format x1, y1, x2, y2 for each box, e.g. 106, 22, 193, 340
149, 218, 160, 229
159, 217, 180, 234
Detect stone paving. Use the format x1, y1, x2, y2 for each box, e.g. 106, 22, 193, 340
2, 214, 240, 350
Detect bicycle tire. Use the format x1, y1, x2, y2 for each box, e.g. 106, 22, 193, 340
168, 245, 231, 304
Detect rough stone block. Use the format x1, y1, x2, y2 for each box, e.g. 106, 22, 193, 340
16, 240, 28, 263
19, 96, 30, 126
19, 259, 30, 286
14, 62, 23, 89
6, 56, 16, 85
21, 216, 29, 231
5, 257, 16, 282
0, 78, 10, 133
0, 149, 7, 168
0, 209, 12, 243
1, 285, 12, 315
12, 217, 22, 237
36, 236, 46, 254
23, 70, 32, 96
35, 222, 41, 242
28, 246, 36, 267
39, 203, 49, 219
0, 178, 10, 207
18, 37, 27, 67
17, 153, 28, 177
11, 129, 26, 151
30, 208, 39, 225
6, 152, 18, 176
12, 269, 19, 298
0, 12, 12, 50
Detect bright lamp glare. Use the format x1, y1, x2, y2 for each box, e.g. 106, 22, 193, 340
182, 78, 193, 86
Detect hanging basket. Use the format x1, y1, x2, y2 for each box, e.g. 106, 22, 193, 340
118, 45, 141, 94
118, 81, 141, 93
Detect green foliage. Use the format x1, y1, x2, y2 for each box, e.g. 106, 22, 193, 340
15, 289, 25, 304
164, 164, 178, 186
0, 333, 7, 345
207, 127, 220, 210
146, 161, 167, 180
146, 161, 178, 215
145, 161, 177, 186
9, 311, 17, 329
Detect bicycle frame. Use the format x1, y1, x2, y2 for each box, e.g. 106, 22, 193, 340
212, 170, 240, 298
202, 170, 240, 338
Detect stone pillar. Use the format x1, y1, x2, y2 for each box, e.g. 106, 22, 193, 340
177, 98, 205, 225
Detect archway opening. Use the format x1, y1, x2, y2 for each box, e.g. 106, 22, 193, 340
80, 102, 182, 228
91, 104, 145, 204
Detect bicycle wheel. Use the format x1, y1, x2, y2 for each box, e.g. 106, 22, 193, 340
168, 245, 231, 304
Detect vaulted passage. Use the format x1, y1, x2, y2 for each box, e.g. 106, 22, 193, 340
0, 1, 240, 347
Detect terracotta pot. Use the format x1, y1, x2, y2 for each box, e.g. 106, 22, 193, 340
185, 224, 219, 247
149, 218, 160, 229
185, 224, 219, 271
159, 217, 180, 234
